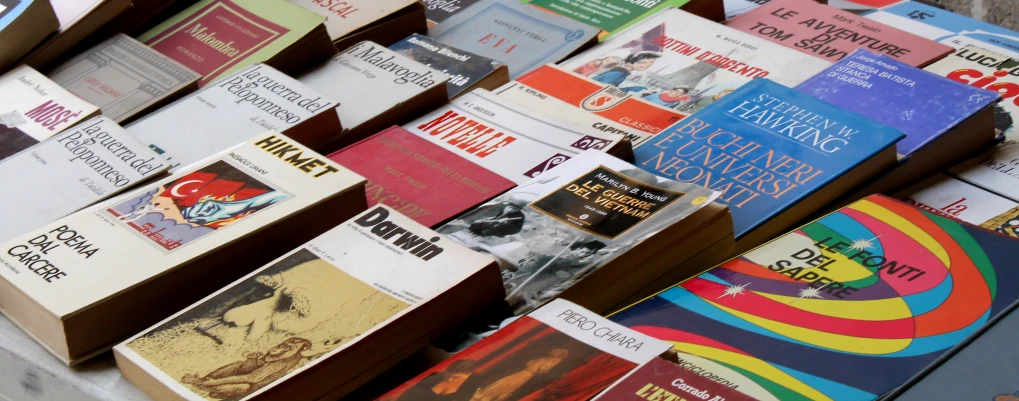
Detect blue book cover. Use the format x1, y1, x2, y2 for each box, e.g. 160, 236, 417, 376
635, 78, 903, 240
427, 0, 598, 78
865, 1, 1019, 56
795, 49, 999, 157
0, 0, 28, 31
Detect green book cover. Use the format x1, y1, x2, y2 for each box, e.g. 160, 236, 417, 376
525, 0, 692, 37
137, 0, 324, 87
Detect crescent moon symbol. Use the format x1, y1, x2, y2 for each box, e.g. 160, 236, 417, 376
170, 180, 204, 197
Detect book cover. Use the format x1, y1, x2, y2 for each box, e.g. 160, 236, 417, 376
329, 126, 516, 227
128, 64, 336, 171
288, 0, 417, 41
525, 0, 693, 35
427, 0, 599, 78
511, 65, 688, 140
951, 142, 1019, 204
609, 194, 1019, 401
0, 0, 29, 31
725, 0, 770, 19
0, 116, 169, 244
898, 173, 1019, 239
380, 299, 672, 401
636, 78, 903, 239
389, 34, 503, 98
924, 45, 1019, 140
592, 357, 759, 401
424, 0, 482, 26
559, 8, 831, 114
48, 34, 200, 123
115, 205, 496, 400
725, 0, 953, 67
437, 150, 718, 314
864, 1, 1019, 57
0, 66, 99, 162
403, 89, 627, 185
20, 0, 131, 68
137, 0, 325, 87
795, 49, 999, 156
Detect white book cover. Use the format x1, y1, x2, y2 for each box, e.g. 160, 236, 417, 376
287, 0, 418, 41
560, 8, 831, 115
0, 66, 99, 162
0, 132, 363, 320
298, 41, 448, 133
114, 205, 495, 401
128, 64, 336, 171
404, 90, 627, 185
528, 299, 671, 364
951, 143, 1019, 204
0, 116, 168, 244
898, 173, 1019, 239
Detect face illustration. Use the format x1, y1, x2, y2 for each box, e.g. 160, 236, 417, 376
667, 88, 689, 97
599, 56, 622, 67
628, 57, 657, 72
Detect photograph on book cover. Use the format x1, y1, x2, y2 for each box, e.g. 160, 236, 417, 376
106, 160, 291, 252
126, 249, 408, 400
0, 120, 37, 160
381, 315, 637, 401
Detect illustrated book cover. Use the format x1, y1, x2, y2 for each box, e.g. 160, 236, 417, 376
897, 173, 1019, 239
592, 356, 759, 401
389, 33, 508, 99
864, 1, 1019, 57
609, 194, 1019, 401
924, 45, 1019, 140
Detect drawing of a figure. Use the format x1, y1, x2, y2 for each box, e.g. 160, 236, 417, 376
181, 337, 311, 399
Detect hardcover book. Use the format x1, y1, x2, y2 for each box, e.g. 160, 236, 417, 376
897, 173, 1019, 238
636, 78, 903, 247
0, 66, 100, 162
592, 356, 759, 401
0, 0, 58, 72
437, 150, 720, 315
403, 89, 630, 185
0, 132, 368, 364
48, 34, 201, 124
298, 41, 449, 150
115, 205, 504, 401
609, 194, 1019, 401
924, 45, 1019, 140
525, 0, 725, 39
137, 0, 333, 87
128, 64, 340, 171
0, 116, 169, 244
19, 0, 132, 69
329, 126, 516, 227
864, 1, 1019, 57
725, 0, 953, 67
427, 0, 600, 78
389, 34, 509, 99
380, 299, 672, 401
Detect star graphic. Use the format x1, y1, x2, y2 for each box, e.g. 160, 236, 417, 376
717, 283, 750, 299
790, 287, 824, 304
847, 234, 883, 252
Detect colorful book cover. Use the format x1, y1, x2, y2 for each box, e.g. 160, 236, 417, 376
795, 49, 999, 156
636, 78, 903, 239
403, 89, 626, 185
389, 34, 502, 98
0, 66, 99, 162
864, 1, 1019, 57
0, 0, 29, 31
379, 299, 672, 401
592, 357, 760, 401
924, 45, 1019, 140
328, 126, 516, 227
288, 0, 417, 41
427, 0, 599, 78
437, 150, 718, 314
48, 34, 200, 123
115, 205, 496, 401
725, 0, 953, 67
137, 0, 325, 87
609, 194, 1019, 401
424, 0, 482, 26
512, 65, 688, 139
898, 173, 1019, 239
525, 0, 692, 35
559, 8, 831, 114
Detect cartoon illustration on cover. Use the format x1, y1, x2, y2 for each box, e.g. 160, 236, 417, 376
106, 160, 289, 251
982, 205, 1019, 238
126, 249, 408, 400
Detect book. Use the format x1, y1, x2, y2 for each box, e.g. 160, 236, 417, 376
0, 0, 58, 72
924, 45, 1019, 140
0, 66, 100, 162
19, 0, 132, 70
128, 63, 341, 171
115, 205, 504, 401
0, 132, 368, 365
510, 65, 689, 141
636, 78, 903, 249
559, 8, 832, 115
525, 0, 725, 39
724, 0, 770, 19
288, 0, 426, 50
48, 34, 201, 124
609, 194, 1019, 401
403, 89, 631, 185
724, 0, 953, 67
424, 0, 482, 28
437, 149, 724, 315
379, 299, 672, 401
389, 34, 509, 99
329, 126, 516, 228
592, 356, 759, 401
795, 49, 999, 196
137, 0, 336, 87
864, 1, 1019, 57
897, 173, 1019, 238
298, 41, 449, 150
827, 0, 898, 13
0, 116, 169, 244
427, 0, 600, 78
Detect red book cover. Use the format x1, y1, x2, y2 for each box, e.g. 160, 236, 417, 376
593, 357, 760, 401
329, 126, 515, 227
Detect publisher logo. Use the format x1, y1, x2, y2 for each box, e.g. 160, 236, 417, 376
523, 153, 570, 179
581, 87, 629, 112
570, 135, 612, 150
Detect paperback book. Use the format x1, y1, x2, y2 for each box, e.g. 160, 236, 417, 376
864, 1, 1019, 56
610, 194, 1019, 401
898, 173, 1019, 239
424, 0, 482, 27
20, 0, 132, 69
592, 356, 759, 401
0, 0, 58, 72
287, 0, 418, 42
389, 34, 509, 99
525, 0, 725, 38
